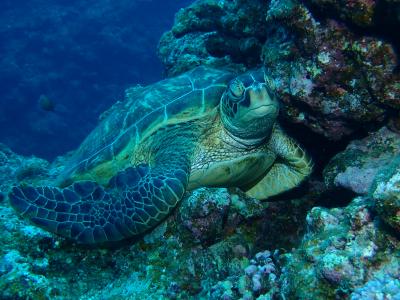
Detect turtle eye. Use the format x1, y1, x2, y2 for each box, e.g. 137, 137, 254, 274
228, 79, 245, 101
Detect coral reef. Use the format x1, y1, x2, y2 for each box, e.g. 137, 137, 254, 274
324, 126, 400, 234
1, 142, 399, 299
371, 156, 400, 232
324, 127, 400, 194
208, 250, 279, 299
303, 0, 400, 32
0, 143, 52, 192
304, 0, 376, 27
280, 197, 400, 299
351, 265, 400, 300
269, 0, 400, 138
158, 0, 400, 141
1, 0, 400, 298
158, 0, 267, 76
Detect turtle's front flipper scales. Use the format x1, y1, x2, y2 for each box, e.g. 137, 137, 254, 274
9, 153, 191, 244
245, 125, 313, 200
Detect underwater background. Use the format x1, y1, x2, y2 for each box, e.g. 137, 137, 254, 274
0, 0, 193, 159
0, 0, 400, 299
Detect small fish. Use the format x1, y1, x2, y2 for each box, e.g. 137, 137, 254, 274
38, 94, 56, 112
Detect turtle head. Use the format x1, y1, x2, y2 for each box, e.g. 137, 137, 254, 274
220, 70, 279, 146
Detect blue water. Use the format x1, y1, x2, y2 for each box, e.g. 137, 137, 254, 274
0, 0, 193, 160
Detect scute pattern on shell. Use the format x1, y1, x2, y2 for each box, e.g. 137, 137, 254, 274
59, 67, 234, 184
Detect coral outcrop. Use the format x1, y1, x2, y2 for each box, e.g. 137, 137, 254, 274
158, 0, 267, 76
324, 126, 400, 234
158, 0, 400, 141
1, 143, 399, 299
324, 127, 400, 194
280, 197, 400, 299
371, 156, 400, 232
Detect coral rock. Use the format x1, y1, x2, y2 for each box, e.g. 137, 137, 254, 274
371, 156, 400, 232
324, 127, 400, 194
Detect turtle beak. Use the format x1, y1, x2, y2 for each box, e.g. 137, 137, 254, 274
247, 83, 274, 112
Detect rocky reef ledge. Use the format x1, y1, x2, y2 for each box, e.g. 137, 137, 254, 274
1, 125, 400, 299
158, 0, 400, 141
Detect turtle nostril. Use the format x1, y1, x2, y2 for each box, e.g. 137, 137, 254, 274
240, 92, 251, 107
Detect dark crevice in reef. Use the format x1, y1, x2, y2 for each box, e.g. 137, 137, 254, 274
278, 116, 367, 178
278, 117, 369, 209
314, 187, 357, 208
205, 34, 263, 67
301, 0, 400, 64
378, 217, 400, 241
371, 1, 400, 59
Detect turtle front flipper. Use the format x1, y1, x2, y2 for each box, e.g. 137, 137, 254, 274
9, 153, 191, 244
245, 125, 313, 200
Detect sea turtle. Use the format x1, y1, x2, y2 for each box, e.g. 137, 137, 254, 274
9, 67, 312, 244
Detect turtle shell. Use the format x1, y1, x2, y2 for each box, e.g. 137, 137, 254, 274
58, 67, 234, 186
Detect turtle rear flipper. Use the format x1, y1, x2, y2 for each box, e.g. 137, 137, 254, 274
9, 162, 189, 244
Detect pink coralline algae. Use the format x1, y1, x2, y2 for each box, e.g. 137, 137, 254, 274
324, 126, 400, 194
280, 197, 398, 299
210, 250, 279, 299
304, 0, 377, 27
371, 156, 400, 233
264, 5, 398, 140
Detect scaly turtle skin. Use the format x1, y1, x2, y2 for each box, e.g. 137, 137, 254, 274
9, 67, 312, 244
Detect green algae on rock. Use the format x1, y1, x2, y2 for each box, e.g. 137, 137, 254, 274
279, 197, 400, 299
371, 156, 400, 233
158, 0, 268, 77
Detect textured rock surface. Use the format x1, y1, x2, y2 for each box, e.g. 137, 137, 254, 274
207, 250, 280, 299
263, 8, 397, 139
0, 143, 52, 192
324, 127, 400, 194
158, 0, 267, 76
158, 0, 400, 141
303, 0, 400, 32
280, 197, 400, 299
371, 156, 400, 232
1, 145, 399, 299
177, 188, 266, 245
